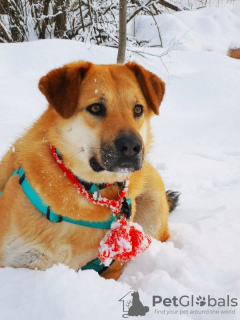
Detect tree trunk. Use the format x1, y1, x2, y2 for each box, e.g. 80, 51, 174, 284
55, 0, 67, 38
117, 0, 127, 64
39, 0, 51, 39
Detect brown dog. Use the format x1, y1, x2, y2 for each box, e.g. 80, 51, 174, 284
0, 61, 178, 280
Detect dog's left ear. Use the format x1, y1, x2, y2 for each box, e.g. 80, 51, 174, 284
126, 62, 165, 115
39, 62, 91, 119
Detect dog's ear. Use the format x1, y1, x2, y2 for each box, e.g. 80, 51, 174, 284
126, 62, 165, 115
39, 62, 91, 119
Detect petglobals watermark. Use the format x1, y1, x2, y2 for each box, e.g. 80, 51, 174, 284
153, 295, 238, 308
153, 295, 238, 317
118, 292, 238, 318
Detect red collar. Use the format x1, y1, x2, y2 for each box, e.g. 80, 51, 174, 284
51, 146, 129, 215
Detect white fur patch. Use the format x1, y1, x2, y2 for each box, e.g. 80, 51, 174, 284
62, 115, 99, 165
3, 234, 41, 268
139, 120, 148, 144
59, 113, 144, 182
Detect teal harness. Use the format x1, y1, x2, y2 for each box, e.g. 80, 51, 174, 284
0, 167, 131, 273
1, 167, 117, 229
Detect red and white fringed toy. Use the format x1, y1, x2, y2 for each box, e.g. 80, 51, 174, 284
51, 146, 152, 266
98, 217, 151, 266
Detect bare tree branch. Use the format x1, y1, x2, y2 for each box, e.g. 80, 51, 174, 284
144, 7, 162, 47
158, 0, 182, 11
127, 0, 152, 23
78, 0, 85, 31
0, 0, 192, 45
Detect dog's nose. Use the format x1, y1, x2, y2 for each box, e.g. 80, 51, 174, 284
115, 134, 142, 157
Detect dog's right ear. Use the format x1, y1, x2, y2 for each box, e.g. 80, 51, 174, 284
39, 62, 91, 119
126, 62, 165, 115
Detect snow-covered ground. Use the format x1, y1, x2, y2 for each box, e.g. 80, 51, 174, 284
130, 5, 240, 52
169, 0, 239, 10
0, 5, 240, 320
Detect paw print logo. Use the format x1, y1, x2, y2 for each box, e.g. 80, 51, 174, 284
196, 296, 206, 307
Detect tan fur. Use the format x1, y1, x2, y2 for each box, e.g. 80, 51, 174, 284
0, 61, 169, 280
228, 48, 240, 59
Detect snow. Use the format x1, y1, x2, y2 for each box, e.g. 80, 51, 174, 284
171, 0, 239, 9
1, 5, 240, 320
130, 5, 240, 53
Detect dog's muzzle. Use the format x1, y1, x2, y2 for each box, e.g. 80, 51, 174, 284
90, 133, 144, 173
114, 134, 142, 158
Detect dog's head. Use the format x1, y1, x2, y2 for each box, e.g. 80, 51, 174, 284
39, 61, 165, 183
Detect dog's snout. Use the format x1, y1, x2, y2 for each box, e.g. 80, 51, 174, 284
101, 133, 144, 172
115, 134, 142, 157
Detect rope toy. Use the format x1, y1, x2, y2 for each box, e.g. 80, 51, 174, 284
98, 217, 151, 266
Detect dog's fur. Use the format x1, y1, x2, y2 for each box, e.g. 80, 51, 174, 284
0, 61, 175, 280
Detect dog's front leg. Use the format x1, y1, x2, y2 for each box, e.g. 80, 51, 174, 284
100, 260, 126, 280
133, 162, 170, 242
100, 164, 170, 281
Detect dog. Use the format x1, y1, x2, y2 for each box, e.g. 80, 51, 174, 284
0, 61, 178, 280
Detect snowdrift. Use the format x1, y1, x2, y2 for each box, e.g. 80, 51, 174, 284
130, 5, 240, 53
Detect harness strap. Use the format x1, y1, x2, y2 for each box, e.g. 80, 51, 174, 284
21, 167, 117, 228
0, 167, 119, 273
81, 257, 113, 274
0, 167, 117, 229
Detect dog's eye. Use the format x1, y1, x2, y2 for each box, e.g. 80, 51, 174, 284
87, 103, 106, 117
134, 105, 143, 117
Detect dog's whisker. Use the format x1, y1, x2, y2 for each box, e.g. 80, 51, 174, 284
63, 127, 73, 133
69, 148, 84, 158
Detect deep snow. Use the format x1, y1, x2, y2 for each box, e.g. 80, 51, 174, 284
130, 5, 240, 52
0, 5, 240, 320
